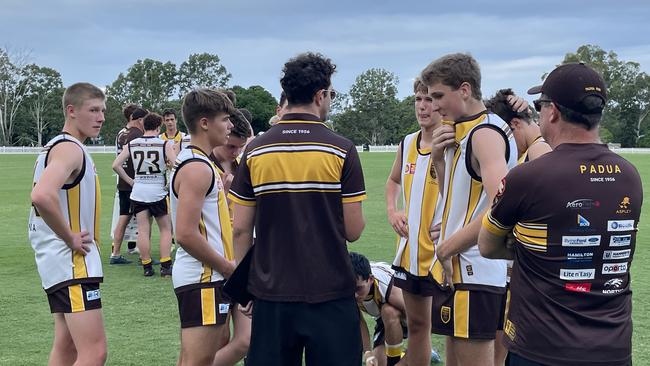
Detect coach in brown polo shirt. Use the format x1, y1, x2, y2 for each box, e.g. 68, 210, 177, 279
229, 52, 367, 366
479, 63, 642, 366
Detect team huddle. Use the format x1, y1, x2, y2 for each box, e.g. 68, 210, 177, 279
28, 52, 642, 366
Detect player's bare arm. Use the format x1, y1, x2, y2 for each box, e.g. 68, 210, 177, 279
385, 142, 408, 238
111, 146, 133, 187
175, 161, 235, 278
343, 201, 365, 242
436, 127, 508, 261
164, 140, 177, 167
385, 286, 406, 314
232, 203, 255, 264
31, 142, 92, 255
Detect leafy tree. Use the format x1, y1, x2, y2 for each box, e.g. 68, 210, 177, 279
561, 45, 650, 147
332, 68, 404, 145
22, 64, 64, 146
231, 85, 277, 134
0, 48, 31, 145
106, 58, 177, 112
177, 53, 231, 98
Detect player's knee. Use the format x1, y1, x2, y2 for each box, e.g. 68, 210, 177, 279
381, 304, 401, 323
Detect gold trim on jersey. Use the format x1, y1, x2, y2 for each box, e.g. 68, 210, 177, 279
198, 215, 213, 283
513, 222, 548, 252
440, 147, 462, 240
482, 211, 512, 236
463, 179, 483, 226
67, 185, 88, 279
93, 175, 101, 250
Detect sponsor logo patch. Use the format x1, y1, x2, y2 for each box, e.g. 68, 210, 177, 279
608, 220, 635, 232
602, 262, 628, 275
393, 271, 407, 280
219, 303, 230, 314
566, 199, 600, 210
603, 278, 625, 294
566, 251, 594, 262
609, 234, 632, 247
578, 214, 590, 227
441, 306, 451, 324
603, 249, 631, 260
562, 235, 600, 247
86, 289, 101, 301
404, 163, 416, 174
560, 268, 595, 280
565, 283, 592, 293
465, 265, 474, 276
504, 320, 516, 341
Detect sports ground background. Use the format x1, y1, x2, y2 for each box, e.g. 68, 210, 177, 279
1, 152, 648, 365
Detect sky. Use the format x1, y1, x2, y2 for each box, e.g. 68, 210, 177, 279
2, 0, 650, 102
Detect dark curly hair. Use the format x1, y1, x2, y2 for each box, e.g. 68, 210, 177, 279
485, 88, 532, 126
143, 113, 163, 131
349, 252, 371, 280
280, 52, 336, 106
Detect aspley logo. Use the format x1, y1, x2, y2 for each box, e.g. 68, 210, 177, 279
577, 214, 590, 227
616, 197, 632, 214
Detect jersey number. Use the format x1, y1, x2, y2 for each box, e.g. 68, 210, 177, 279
133, 150, 162, 174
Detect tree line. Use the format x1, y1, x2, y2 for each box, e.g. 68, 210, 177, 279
1, 44, 648, 147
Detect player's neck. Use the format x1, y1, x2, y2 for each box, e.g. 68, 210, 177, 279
189, 136, 214, 156
283, 105, 322, 120
420, 122, 439, 145
143, 130, 158, 137
211, 147, 228, 164
165, 127, 177, 136
460, 99, 486, 121
62, 121, 87, 142
524, 124, 542, 148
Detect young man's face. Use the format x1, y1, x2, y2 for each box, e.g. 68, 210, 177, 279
164, 114, 177, 132
414, 91, 440, 129
74, 98, 106, 138
207, 113, 233, 148
428, 83, 466, 122
354, 276, 373, 302
222, 135, 247, 161
318, 85, 335, 121
509, 118, 528, 156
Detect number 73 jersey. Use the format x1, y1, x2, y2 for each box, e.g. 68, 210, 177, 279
128, 136, 170, 203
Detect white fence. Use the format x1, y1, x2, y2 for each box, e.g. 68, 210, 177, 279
2, 145, 650, 154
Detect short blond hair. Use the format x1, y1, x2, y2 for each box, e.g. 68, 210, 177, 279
62, 82, 105, 116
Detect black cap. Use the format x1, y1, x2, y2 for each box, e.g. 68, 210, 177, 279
131, 108, 148, 120
528, 62, 607, 113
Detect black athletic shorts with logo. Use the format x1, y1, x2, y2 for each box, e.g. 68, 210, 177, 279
175, 281, 229, 328
392, 269, 437, 296
131, 198, 168, 217
47, 282, 102, 313
118, 190, 133, 215
431, 284, 504, 339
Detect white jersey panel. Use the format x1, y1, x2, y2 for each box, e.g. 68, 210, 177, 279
129, 136, 168, 202
28, 134, 103, 291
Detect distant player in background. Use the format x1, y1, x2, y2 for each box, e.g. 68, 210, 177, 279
160, 108, 186, 145
110, 107, 147, 263
113, 113, 176, 277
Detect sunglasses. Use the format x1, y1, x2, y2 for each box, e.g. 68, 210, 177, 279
322, 89, 337, 100
533, 99, 553, 112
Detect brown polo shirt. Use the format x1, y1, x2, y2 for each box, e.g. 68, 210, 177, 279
483, 143, 642, 366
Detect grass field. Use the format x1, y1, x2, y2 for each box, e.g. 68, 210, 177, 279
0, 152, 648, 365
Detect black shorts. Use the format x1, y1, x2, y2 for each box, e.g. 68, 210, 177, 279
431, 285, 504, 340
372, 317, 408, 349
392, 269, 437, 296
118, 190, 133, 216
131, 198, 168, 217
47, 283, 102, 313
175, 282, 230, 328
247, 297, 362, 366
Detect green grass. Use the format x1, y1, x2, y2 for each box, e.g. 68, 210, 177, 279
0, 152, 648, 365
